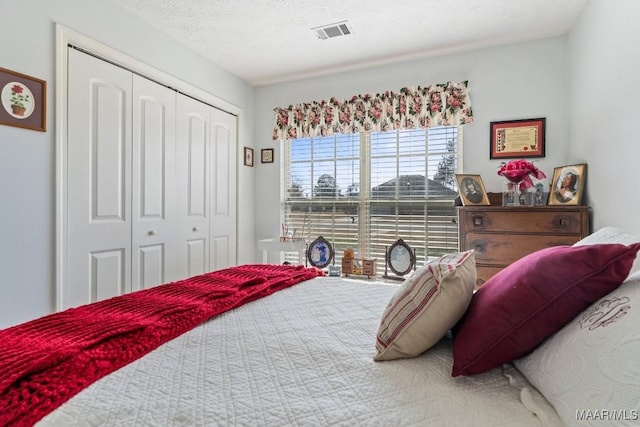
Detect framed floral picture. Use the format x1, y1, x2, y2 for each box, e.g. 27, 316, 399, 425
243, 147, 254, 167
548, 163, 587, 205
0, 67, 47, 132
455, 174, 491, 206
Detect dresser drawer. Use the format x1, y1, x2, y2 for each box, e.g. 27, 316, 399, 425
460, 209, 584, 234
475, 266, 503, 287
465, 232, 581, 266
458, 205, 590, 287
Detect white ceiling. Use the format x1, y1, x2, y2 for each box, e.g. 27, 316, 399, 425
111, 0, 589, 87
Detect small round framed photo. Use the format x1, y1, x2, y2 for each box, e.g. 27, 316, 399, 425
386, 239, 415, 276
261, 148, 274, 164
306, 236, 334, 269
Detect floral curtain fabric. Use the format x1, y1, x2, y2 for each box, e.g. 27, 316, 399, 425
273, 80, 473, 141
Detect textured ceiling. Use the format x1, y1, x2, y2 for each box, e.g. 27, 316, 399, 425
111, 0, 588, 86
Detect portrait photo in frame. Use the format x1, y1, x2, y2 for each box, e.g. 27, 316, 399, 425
455, 174, 491, 206
0, 67, 46, 132
243, 147, 254, 167
548, 163, 587, 205
490, 117, 545, 159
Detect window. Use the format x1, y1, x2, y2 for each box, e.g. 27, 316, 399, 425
282, 126, 461, 271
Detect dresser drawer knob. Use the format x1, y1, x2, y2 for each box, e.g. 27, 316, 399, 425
472, 215, 484, 226
471, 240, 486, 253
476, 278, 485, 286
559, 217, 571, 227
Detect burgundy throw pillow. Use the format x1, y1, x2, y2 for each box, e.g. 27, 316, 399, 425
451, 242, 640, 377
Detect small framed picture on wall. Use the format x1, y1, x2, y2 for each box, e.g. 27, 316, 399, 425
243, 147, 254, 167
0, 67, 47, 132
261, 148, 274, 163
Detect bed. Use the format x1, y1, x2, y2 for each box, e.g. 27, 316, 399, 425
2, 227, 639, 427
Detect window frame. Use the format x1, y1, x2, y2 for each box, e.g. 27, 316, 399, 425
281, 126, 463, 273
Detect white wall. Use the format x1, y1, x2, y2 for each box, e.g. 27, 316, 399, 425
254, 37, 570, 260
0, 0, 256, 328
567, 0, 640, 235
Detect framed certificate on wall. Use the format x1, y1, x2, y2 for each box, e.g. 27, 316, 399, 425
490, 117, 545, 159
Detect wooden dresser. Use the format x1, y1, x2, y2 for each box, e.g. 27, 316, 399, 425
458, 205, 590, 287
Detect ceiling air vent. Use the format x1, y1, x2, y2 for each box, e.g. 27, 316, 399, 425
312, 21, 353, 40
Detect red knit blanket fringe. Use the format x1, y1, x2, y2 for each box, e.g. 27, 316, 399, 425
0, 264, 323, 427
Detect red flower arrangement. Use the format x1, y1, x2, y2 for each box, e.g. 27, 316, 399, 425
497, 159, 546, 191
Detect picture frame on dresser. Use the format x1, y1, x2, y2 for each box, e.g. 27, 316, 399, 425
548, 163, 586, 206
455, 174, 490, 206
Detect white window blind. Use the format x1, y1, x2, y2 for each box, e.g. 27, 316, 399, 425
282, 127, 461, 271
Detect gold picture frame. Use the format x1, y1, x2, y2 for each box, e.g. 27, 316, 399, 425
455, 174, 491, 206
548, 163, 587, 205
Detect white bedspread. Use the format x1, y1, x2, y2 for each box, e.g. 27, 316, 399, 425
39, 277, 561, 427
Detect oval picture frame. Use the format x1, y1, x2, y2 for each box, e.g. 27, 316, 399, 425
386, 239, 415, 276
306, 236, 334, 269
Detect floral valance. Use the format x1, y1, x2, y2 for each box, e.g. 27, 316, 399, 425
273, 80, 473, 141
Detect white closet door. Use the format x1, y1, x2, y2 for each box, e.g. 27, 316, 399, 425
210, 108, 237, 270
176, 95, 211, 278
131, 75, 177, 290
66, 49, 132, 309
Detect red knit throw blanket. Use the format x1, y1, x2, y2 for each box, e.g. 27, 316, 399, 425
0, 264, 323, 427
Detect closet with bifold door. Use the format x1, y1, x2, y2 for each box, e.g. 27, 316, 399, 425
63, 48, 237, 310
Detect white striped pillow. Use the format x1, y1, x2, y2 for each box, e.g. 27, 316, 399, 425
374, 250, 476, 361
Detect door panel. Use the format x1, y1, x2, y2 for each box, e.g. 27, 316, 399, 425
131, 75, 177, 289
176, 96, 210, 278
66, 49, 132, 309
93, 83, 127, 220
188, 117, 207, 217
90, 249, 126, 302
187, 239, 208, 277
136, 244, 164, 289
211, 236, 230, 271
210, 108, 237, 269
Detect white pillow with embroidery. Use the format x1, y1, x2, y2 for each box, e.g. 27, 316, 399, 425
515, 227, 640, 426
515, 277, 640, 426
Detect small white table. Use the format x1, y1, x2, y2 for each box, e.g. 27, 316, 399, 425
258, 238, 306, 264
